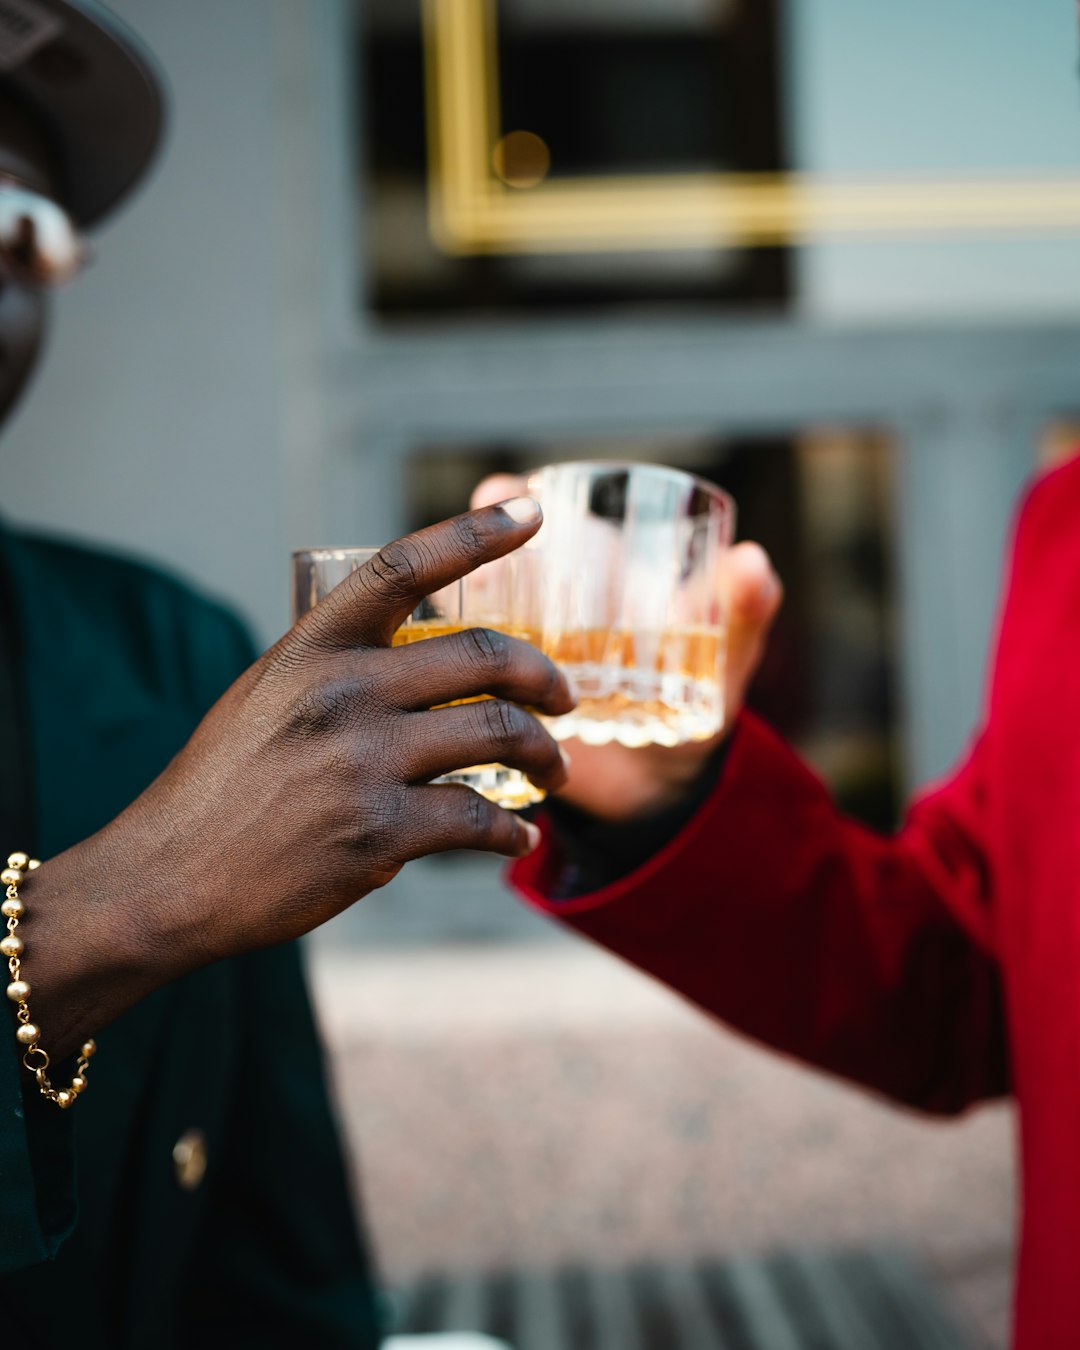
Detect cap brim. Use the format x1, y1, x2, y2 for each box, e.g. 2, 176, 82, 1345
0, 0, 164, 226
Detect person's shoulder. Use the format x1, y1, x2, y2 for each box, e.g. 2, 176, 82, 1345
1017, 450, 1080, 521
17, 529, 237, 621
1006, 451, 1080, 586
16, 528, 180, 593
11, 529, 259, 694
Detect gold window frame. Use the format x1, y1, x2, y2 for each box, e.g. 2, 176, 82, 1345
422, 0, 1080, 255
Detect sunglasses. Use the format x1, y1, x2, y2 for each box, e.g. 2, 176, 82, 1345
0, 173, 86, 290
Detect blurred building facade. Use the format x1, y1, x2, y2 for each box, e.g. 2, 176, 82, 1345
5, 0, 1080, 795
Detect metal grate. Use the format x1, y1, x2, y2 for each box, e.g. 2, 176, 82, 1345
389, 1249, 984, 1350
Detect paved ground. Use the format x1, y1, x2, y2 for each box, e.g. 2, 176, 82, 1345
308, 926, 1015, 1348
387, 1250, 986, 1348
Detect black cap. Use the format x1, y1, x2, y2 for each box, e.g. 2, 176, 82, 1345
0, 0, 164, 226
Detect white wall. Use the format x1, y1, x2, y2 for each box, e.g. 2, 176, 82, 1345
790, 0, 1080, 320
1, 0, 325, 645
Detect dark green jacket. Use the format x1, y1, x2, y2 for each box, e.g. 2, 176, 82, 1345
0, 528, 382, 1348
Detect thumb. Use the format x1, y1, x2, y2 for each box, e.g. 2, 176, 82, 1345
471, 473, 528, 511
727, 542, 783, 629
724, 542, 783, 708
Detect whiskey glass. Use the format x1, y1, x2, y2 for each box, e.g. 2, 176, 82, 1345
526, 461, 735, 748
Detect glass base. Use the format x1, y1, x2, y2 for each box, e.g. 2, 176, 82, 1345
548, 666, 724, 749
433, 765, 545, 810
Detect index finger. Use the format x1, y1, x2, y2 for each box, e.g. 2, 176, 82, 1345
303, 497, 542, 650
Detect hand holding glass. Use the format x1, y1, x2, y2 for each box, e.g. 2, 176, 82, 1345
293, 463, 733, 810
293, 546, 543, 809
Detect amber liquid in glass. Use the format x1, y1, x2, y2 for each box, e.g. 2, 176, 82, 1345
393, 620, 545, 809
541, 626, 726, 748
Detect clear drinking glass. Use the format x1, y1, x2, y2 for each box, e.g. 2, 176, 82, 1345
526, 461, 736, 748
291, 546, 544, 810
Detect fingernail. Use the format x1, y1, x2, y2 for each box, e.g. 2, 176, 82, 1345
520, 821, 542, 854
500, 496, 542, 525
559, 747, 573, 773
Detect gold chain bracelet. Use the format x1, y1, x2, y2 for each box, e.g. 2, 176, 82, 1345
3, 852, 95, 1109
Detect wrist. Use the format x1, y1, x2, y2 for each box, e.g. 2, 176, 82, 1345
544, 734, 732, 896
631, 760, 722, 818
8, 832, 183, 1059
557, 721, 736, 824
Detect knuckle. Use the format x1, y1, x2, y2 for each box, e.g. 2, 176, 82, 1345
352, 784, 409, 869
464, 626, 512, 676
290, 679, 357, 738
288, 668, 386, 740
366, 539, 427, 599
477, 697, 524, 749
451, 512, 487, 561
460, 788, 502, 847
465, 787, 488, 833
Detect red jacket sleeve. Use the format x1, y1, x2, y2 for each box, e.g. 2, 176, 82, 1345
511, 711, 1007, 1116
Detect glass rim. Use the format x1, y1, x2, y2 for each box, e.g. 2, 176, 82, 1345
527, 459, 735, 513
291, 545, 381, 562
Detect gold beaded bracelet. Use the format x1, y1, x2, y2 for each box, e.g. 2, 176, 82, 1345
3, 852, 95, 1109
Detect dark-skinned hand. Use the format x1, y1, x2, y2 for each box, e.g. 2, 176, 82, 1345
24, 498, 574, 1055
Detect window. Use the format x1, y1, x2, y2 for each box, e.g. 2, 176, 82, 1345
360, 0, 789, 315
